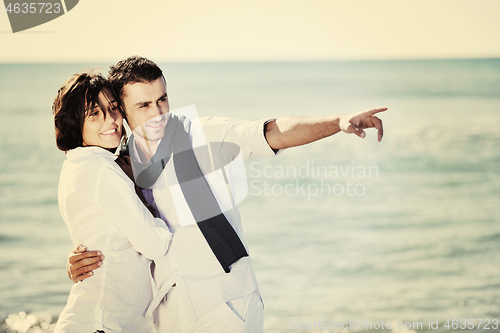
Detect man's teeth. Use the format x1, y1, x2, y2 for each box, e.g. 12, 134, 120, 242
102, 129, 116, 135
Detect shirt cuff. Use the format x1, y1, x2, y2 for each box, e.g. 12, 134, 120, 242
263, 119, 283, 156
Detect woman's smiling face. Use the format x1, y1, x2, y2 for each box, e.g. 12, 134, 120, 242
82, 88, 123, 149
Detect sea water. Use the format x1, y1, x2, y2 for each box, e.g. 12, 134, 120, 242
0, 59, 499, 332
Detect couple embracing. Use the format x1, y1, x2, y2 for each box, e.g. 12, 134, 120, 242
53, 56, 386, 333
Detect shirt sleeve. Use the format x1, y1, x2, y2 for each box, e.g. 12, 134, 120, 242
95, 161, 172, 260
199, 116, 283, 159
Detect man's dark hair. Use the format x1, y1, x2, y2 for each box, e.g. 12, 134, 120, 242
53, 70, 113, 152
108, 56, 164, 104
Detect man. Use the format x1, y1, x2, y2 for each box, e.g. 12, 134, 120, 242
67, 56, 385, 332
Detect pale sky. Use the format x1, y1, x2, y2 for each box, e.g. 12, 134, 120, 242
0, 0, 499, 63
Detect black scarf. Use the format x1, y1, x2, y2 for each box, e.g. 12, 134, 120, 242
130, 115, 248, 273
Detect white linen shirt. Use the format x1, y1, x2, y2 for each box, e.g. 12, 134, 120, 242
55, 146, 172, 333
129, 111, 280, 320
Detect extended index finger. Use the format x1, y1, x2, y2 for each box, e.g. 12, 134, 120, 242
366, 107, 388, 116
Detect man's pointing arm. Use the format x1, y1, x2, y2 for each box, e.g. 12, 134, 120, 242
264, 107, 387, 150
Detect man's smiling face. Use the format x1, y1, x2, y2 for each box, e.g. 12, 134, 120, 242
122, 76, 169, 142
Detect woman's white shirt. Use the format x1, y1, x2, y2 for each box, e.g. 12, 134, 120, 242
54, 146, 172, 333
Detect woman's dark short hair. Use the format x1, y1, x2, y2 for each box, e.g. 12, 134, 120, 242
53, 69, 114, 152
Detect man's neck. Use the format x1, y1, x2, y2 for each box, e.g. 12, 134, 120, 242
134, 135, 160, 164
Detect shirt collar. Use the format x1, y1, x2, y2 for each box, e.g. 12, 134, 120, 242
66, 146, 119, 161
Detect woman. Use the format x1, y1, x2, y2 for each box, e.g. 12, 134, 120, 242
53, 70, 171, 333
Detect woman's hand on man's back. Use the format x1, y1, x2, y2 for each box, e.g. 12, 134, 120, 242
67, 245, 105, 283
